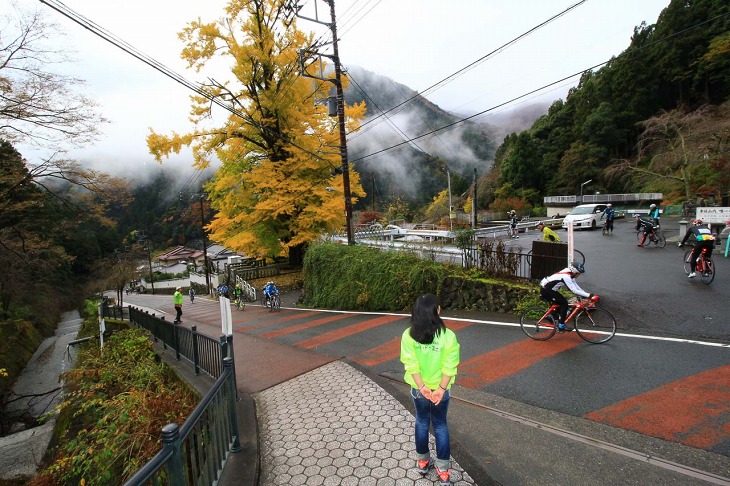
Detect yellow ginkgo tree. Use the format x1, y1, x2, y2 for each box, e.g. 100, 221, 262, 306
147, 0, 365, 259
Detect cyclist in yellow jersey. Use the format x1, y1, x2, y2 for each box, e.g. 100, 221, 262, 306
536, 221, 561, 242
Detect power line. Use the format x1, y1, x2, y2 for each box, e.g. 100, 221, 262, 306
353, 0, 588, 133
349, 11, 730, 164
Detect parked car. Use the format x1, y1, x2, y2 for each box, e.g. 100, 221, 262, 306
561, 203, 607, 230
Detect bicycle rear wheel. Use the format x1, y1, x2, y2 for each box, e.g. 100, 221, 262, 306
683, 250, 692, 275
270, 295, 281, 312
654, 231, 666, 248
700, 258, 715, 284
520, 306, 556, 341
575, 307, 616, 344
573, 249, 585, 266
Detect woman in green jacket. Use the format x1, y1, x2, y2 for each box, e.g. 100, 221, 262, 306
400, 293, 460, 486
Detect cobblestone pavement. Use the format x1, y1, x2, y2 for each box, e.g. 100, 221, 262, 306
255, 361, 476, 485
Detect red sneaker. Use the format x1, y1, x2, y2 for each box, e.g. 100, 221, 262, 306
416, 458, 433, 474
435, 466, 450, 485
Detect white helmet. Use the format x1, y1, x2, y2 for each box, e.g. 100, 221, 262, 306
606, 203, 612, 208
650, 204, 657, 209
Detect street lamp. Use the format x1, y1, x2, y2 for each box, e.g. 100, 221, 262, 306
580, 179, 593, 204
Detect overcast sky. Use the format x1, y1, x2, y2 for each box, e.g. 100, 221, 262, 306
10, 0, 670, 174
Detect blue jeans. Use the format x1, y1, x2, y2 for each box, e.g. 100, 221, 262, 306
411, 388, 451, 469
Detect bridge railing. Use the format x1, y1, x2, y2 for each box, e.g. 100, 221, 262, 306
122, 358, 242, 486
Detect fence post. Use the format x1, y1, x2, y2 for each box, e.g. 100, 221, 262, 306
173, 321, 180, 361
192, 326, 200, 376
224, 358, 243, 453
161, 423, 184, 484
226, 334, 239, 401
220, 335, 228, 378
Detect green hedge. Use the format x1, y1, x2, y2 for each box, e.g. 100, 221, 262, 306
302, 243, 459, 311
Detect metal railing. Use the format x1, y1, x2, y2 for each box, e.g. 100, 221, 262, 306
129, 307, 229, 379
100, 304, 130, 320
123, 357, 242, 486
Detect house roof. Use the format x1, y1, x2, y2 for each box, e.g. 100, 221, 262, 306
157, 246, 204, 262
206, 244, 245, 261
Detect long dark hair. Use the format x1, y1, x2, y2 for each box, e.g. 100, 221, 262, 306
409, 293, 445, 345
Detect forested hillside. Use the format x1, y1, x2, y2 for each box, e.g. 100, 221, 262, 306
481, 0, 730, 210
343, 65, 496, 210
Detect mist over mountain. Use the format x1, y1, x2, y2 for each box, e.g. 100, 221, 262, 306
343, 65, 546, 209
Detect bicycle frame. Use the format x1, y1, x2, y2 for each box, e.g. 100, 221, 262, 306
541, 299, 594, 325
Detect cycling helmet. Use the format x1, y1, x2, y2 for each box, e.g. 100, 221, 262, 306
606, 203, 612, 208
692, 218, 703, 225
650, 204, 657, 209
569, 262, 585, 274
536, 221, 544, 226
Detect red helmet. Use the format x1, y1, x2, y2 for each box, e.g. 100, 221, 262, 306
692, 219, 703, 225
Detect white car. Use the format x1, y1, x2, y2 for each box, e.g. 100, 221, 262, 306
561, 203, 607, 230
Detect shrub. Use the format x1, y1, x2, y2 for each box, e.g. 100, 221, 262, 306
302, 243, 458, 311
32, 328, 197, 485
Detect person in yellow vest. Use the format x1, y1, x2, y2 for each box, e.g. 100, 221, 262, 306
173, 286, 183, 323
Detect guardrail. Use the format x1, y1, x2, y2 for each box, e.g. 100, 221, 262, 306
123, 358, 241, 486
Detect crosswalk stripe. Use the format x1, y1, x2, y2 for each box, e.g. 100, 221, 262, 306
458, 334, 583, 388
585, 364, 730, 449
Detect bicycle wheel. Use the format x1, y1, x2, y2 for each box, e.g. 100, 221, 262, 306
636, 230, 643, 242
269, 295, 281, 312
575, 307, 616, 344
237, 298, 245, 311
700, 258, 715, 285
520, 306, 556, 341
526, 250, 533, 266
260, 294, 268, 308
573, 249, 585, 266
655, 231, 666, 248
683, 250, 692, 275
602, 223, 608, 236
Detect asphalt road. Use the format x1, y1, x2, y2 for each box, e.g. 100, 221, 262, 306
511, 216, 729, 342
116, 222, 730, 483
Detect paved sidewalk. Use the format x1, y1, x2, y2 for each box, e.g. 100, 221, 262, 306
254, 361, 475, 486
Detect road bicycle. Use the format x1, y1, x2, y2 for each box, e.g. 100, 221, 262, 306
636, 226, 666, 247
233, 295, 245, 310
526, 245, 585, 266
601, 219, 614, 236
683, 247, 715, 284
260, 292, 281, 312
520, 296, 616, 344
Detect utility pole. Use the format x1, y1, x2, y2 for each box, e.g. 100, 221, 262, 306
447, 169, 453, 231
295, 0, 354, 245
371, 173, 376, 212
193, 194, 212, 294
472, 168, 477, 229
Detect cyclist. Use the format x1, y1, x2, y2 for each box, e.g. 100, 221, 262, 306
263, 281, 279, 304
233, 283, 243, 305
648, 203, 660, 226
509, 210, 519, 238
678, 219, 716, 278
539, 262, 598, 332
600, 204, 616, 233
634, 214, 657, 247
536, 221, 561, 242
